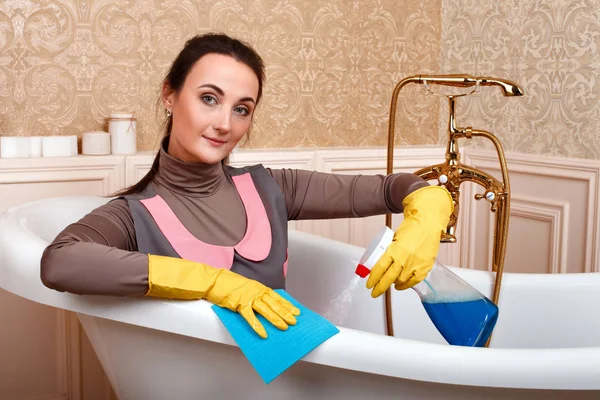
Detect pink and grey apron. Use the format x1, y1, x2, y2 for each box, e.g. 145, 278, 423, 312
123, 165, 288, 289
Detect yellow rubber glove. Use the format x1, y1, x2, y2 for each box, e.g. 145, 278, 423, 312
366, 185, 454, 298
146, 255, 300, 339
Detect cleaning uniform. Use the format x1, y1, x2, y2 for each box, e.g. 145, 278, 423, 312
126, 164, 290, 290
40, 138, 429, 297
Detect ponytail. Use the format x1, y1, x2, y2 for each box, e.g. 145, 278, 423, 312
110, 150, 160, 197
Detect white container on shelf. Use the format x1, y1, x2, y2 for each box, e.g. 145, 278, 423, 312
70, 135, 78, 156
108, 112, 136, 155
42, 136, 77, 157
82, 131, 111, 155
0, 136, 30, 158
29, 137, 42, 158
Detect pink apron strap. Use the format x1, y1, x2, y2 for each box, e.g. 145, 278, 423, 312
231, 174, 272, 261
139, 195, 234, 269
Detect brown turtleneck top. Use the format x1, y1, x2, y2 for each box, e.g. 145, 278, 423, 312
40, 145, 428, 296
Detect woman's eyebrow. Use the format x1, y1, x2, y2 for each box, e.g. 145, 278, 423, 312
239, 96, 256, 104
198, 83, 224, 95
198, 83, 256, 104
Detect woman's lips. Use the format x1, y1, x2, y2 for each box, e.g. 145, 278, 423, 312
203, 136, 227, 147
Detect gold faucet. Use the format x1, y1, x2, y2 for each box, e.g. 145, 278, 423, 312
382, 74, 524, 345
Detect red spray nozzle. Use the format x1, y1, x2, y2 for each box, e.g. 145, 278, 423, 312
355, 264, 371, 278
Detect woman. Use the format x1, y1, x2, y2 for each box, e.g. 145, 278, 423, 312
40, 33, 453, 339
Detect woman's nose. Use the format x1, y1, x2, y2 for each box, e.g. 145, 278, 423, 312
213, 108, 231, 133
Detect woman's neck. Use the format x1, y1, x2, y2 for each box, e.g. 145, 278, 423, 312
154, 137, 225, 197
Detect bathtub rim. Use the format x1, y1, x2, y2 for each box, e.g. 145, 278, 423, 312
3, 276, 600, 392
1, 197, 600, 391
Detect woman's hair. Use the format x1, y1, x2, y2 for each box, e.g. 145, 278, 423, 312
112, 32, 266, 197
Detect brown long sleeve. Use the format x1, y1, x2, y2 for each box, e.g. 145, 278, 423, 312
40, 199, 149, 296
267, 169, 429, 220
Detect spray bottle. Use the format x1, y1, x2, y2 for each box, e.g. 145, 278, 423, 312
355, 227, 499, 347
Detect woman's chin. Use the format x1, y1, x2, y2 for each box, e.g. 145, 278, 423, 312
193, 148, 229, 164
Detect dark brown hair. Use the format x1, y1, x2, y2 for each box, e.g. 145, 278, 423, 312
113, 32, 265, 197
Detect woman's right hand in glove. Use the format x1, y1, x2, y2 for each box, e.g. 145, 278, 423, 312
146, 254, 301, 338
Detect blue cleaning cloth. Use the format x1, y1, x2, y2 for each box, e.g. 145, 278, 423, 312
211, 289, 340, 384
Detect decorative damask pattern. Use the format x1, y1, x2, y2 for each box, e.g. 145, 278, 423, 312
441, 0, 600, 159
0, 0, 442, 151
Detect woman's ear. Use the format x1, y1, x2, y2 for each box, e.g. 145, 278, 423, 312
162, 82, 174, 110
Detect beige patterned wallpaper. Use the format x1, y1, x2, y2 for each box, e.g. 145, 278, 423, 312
440, 0, 600, 160
0, 0, 442, 151
1, 1, 598, 159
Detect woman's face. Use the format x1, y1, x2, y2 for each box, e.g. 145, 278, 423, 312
163, 53, 259, 164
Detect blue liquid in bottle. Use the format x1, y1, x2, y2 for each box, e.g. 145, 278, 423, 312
355, 226, 500, 347
422, 298, 499, 347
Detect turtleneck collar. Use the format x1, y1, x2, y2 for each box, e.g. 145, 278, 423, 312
154, 136, 225, 197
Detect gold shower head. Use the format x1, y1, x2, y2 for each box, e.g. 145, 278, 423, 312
479, 77, 524, 96
417, 74, 524, 97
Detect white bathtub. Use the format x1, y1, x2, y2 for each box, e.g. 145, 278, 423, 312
0, 196, 599, 400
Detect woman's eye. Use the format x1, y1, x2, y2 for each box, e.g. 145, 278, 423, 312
202, 95, 216, 105
234, 106, 249, 116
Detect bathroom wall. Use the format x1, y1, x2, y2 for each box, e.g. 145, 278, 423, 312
439, 0, 600, 160
1, 1, 598, 158
0, 0, 442, 151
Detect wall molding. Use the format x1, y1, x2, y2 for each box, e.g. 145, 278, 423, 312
124, 153, 156, 187
464, 147, 600, 273
491, 195, 570, 274
313, 146, 447, 172
0, 156, 126, 195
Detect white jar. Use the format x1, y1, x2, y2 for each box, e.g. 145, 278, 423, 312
108, 112, 137, 155
82, 131, 111, 155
